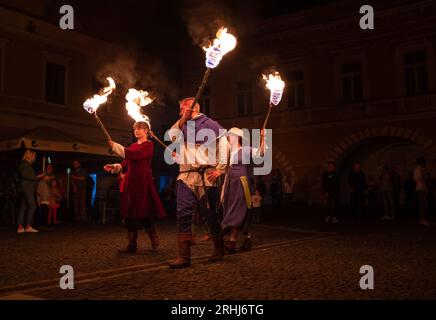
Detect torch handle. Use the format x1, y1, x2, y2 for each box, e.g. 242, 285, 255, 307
189, 68, 212, 111
150, 131, 169, 150
93, 113, 112, 141
262, 103, 273, 131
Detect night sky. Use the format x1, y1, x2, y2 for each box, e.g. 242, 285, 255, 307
43, 0, 339, 70
39, 0, 340, 124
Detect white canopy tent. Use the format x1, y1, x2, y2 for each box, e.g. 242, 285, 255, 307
0, 126, 120, 218
0, 126, 114, 156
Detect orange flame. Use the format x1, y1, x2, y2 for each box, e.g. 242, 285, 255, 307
203, 27, 237, 54
125, 88, 153, 127
262, 72, 285, 106
203, 27, 237, 68
83, 77, 116, 113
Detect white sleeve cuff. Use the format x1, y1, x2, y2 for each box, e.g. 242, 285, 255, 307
112, 142, 125, 159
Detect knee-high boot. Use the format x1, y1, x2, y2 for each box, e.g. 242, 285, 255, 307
169, 233, 191, 269
224, 227, 238, 254
209, 235, 225, 262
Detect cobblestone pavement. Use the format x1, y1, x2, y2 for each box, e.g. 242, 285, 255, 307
1, 212, 436, 300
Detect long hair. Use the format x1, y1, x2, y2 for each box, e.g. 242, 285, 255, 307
22, 149, 36, 164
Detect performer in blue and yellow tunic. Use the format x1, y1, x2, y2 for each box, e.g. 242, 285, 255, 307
220, 127, 266, 253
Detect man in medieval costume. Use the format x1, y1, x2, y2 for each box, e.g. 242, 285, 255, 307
104, 121, 166, 253
168, 97, 228, 269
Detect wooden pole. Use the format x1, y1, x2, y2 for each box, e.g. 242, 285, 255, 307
188, 68, 212, 112
92, 112, 112, 141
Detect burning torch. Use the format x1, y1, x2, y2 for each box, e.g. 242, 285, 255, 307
125, 88, 153, 127
83, 77, 116, 141
125, 89, 170, 150
188, 27, 237, 112
262, 72, 285, 130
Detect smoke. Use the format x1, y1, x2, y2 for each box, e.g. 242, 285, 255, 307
96, 51, 139, 90
136, 55, 180, 104
182, 0, 233, 48
95, 51, 180, 106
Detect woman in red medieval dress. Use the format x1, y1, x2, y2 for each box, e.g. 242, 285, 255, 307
104, 121, 166, 253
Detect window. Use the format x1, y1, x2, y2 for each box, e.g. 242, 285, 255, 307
404, 51, 428, 95
199, 86, 210, 115
341, 62, 363, 102
237, 82, 252, 116
287, 70, 305, 108
45, 61, 66, 104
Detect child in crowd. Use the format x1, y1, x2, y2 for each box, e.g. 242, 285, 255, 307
48, 179, 61, 225
251, 189, 262, 224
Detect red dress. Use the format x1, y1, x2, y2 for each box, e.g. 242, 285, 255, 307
120, 141, 166, 220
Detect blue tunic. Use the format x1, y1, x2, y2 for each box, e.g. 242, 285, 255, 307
221, 147, 254, 229
181, 114, 224, 145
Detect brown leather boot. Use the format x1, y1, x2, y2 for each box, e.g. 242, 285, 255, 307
209, 237, 225, 262
240, 237, 252, 251
118, 231, 137, 254
169, 234, 191, 269
146, 226, 159, 250
224, 240, 236, 254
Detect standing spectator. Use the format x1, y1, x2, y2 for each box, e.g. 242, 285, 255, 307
48, 179, 61, 224
46, 164, 63, 192
403, 171, 416, 215
251, 189, 262, 224
86, 175, 95, 210
71, 160, 88, 222
269, 178, 280, 211
45, 164, 65, 220
256, 177, 267, 200
36, 175, 50, 227
322, 162, 340, 223
366, 174, 378, 212
390, 166, 402, 213
414, 157, 430, 225
283, 172, 295, 204
17, 149, 45, 233
348, 162, 367, 217
256, 176, 267, 212
425, 172, 435, 218
379, 165, 395, 220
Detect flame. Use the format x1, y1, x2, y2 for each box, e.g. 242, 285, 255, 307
125, 88, 153, 127
83, 77, 116, 113
263, 72, 285, 91
262, 72, 285, 106
203, 27, 237, 55
203, 27, 237, 68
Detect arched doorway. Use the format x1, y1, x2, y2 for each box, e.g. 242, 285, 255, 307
325, 127, 436, 209
335, 136, 431, 206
